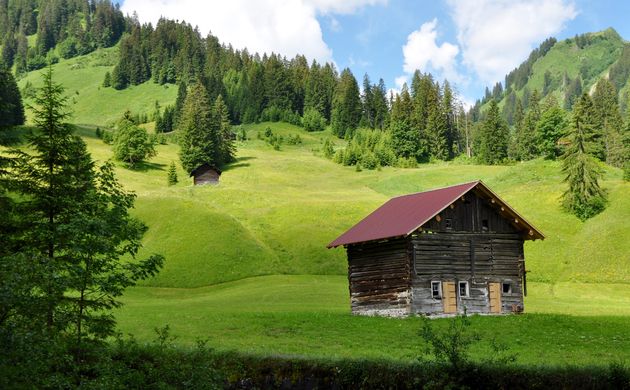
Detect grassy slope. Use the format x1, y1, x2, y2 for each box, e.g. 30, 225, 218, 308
17, 47, 178, 127
68, 121, 630, 288
494, 28, 626, 111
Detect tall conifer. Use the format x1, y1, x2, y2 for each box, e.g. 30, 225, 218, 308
561, 93, 607, 219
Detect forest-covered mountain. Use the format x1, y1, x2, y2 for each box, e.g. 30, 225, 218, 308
1, 1, 629, 175
474, 28, 630, 122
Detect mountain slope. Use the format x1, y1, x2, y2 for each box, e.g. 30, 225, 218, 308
487, 28, 630, 115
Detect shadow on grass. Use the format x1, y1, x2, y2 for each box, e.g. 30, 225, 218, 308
0, 126, 35, 146
73, 124, 107, 139
222, 156, 256, 172
127, 161, 167, 172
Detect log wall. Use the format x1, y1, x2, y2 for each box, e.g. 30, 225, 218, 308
346, 238, 411, 316
411, 232, 525, 315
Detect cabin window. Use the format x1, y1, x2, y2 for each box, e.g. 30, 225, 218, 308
502, 282, 512, 294
431, 281, 442, 299
445, 218, 453, 230
481, 219, 489, 232
458, 281, 469, 297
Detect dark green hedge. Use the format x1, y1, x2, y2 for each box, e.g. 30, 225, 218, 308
1, 338, 628, 389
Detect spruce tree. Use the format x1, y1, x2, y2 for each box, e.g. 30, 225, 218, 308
178, 81, 215, 173
102, 71, 111, 87
0, 67, 25, 128
331, 68, 361, 138
592, 78, 624, 166
167, 161, 178, 186
513, 90, 541, 160
390, 84, 418, 159
561, 93, 607, 220
212, 95, 236, 165
537, 102, 567, 160
477, 99, 509, 164
5, 68, 163, 351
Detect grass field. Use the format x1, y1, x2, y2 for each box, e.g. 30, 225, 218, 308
11, 54, 630, 366
114, 276, 630, 366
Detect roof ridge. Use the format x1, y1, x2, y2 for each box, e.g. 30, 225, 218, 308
390, 180, 480, 200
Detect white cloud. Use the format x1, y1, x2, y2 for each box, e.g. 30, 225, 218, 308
447, 0, 577, 84
401, 18, 461, 82
395, 75, 408, 89
121, 0, 387, 64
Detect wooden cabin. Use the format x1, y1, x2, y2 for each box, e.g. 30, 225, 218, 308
327, 181, 544, 317
190, 163, 221, 185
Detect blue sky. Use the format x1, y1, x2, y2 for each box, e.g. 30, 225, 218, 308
120, 0, 630, 106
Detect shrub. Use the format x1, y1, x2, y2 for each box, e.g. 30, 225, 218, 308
322, 139, 334, 159
302, 108, 326, 132
286, 134, 302, 145
113, 120, 157, 167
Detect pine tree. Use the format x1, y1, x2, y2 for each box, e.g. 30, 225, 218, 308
102, 71, 111, 87
5, 68, 163, 350
0, 67, 25, 128
212, 95, 236, 165
592, 78, 624, 166
426, 83, 448, 160
167, 161, 178, 186
561, 93, 607, 220
477, 100, 509, 164
536, 104, 567, 160
513, 90, 541, 160
178, 81, 215, 173
331, 68, 361, 138
390, 84, 418, 159
174, 81, 188, 126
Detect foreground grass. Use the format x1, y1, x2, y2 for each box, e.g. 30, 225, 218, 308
115, 275, 630, 366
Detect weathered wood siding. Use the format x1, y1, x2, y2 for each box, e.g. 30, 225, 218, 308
346, 238, 411, 316
411, 232, 525, 315
193, 168, 220, 185
423, 191, 516, 234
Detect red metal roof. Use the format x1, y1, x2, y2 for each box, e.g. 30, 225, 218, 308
327, 180, 544, 248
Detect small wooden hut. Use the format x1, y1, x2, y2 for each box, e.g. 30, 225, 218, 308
327, 181, 544, 317
190, 163, 221, 185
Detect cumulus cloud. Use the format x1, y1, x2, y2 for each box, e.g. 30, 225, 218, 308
120, 0, 387, 64
401, 18, 460, 81
447, 0, 577, 84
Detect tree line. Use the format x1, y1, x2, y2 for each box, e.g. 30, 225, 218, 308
1, 0, 126, 75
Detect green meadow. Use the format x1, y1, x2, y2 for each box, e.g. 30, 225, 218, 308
13, 52, 630, 366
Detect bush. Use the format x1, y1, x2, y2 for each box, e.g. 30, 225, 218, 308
260, 106, 302, 126
286, 134, 302, 145
58, 37, 78, 59
322, 139, 334, 159
112, 119, 157, 167
302, 108, 326, 132
332, 129, 398, 170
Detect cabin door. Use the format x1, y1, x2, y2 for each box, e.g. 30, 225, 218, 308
488, 282, 501, 313
442, 281, 457, 314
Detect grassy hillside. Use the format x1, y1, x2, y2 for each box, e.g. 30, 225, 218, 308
68, 121, 629, 288
17, 47, 177, 127
493, 28, 628, 111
